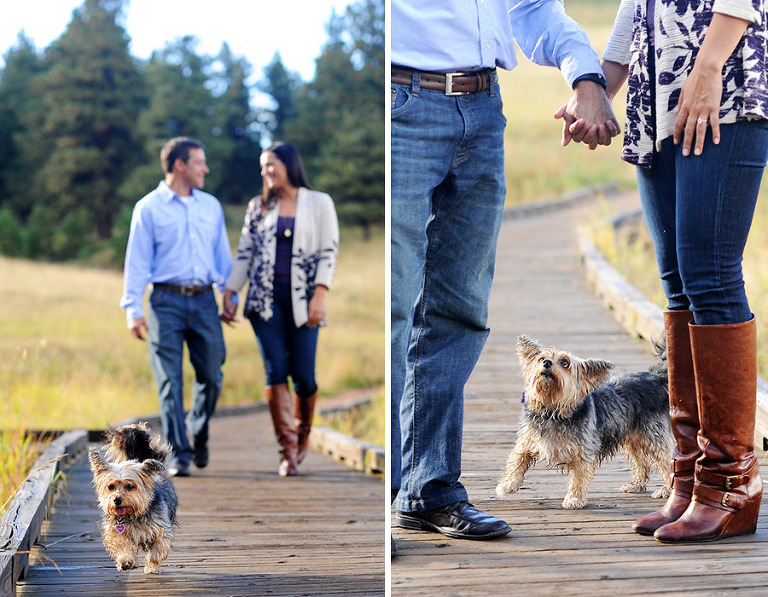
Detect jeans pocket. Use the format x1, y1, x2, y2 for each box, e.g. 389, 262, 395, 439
391, 84, 415, 118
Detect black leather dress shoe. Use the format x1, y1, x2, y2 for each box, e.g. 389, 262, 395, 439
193, 441, 209, 468
395, 501, 511, 540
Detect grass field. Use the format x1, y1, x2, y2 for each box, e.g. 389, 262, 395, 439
591, 197, 768, 379
499, 0, 636, 204
0, 214, 384, 431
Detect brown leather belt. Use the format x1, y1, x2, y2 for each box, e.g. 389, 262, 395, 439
153, 283, 213, 296
391, 66, 495, 96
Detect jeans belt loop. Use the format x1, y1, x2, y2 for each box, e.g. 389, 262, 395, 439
410, 69, 421, 96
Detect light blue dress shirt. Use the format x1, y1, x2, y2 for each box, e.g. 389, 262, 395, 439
120, 181, 233, 322
391, 0, 603, 87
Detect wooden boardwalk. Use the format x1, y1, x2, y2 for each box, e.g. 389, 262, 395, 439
16, 406, 385, 596
391, 190, 768, 596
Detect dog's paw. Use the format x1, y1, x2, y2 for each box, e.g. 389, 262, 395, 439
144, 563, 161, 574
620, 482, 647, 494
116, 557, 137, 571
495, 481, 519, 497
652, 486, 671, 499
562, 497, 586, 509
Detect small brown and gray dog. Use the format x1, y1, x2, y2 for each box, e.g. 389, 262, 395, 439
89, 422, 178, 574
496, 336, 673, 509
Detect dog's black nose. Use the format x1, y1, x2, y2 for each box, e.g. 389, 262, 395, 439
542, 359, 552, 369
114, 497, 123, 506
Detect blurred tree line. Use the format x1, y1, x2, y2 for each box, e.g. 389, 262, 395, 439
0, 0, 383, 263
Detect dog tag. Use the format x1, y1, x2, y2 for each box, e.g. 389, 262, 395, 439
115, 524, 125, 534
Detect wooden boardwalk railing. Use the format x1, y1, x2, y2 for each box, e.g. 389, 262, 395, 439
13, 404, 385, 596
391, 189, 768, 596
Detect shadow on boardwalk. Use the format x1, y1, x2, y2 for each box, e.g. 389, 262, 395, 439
17, 405, 385, 596
391, 190, 768, 596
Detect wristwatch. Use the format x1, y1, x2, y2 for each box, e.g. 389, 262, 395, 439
572, 73, 607, 90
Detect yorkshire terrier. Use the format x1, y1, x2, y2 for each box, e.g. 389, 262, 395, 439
495, 335, 673, 509
89, 422, 178, 574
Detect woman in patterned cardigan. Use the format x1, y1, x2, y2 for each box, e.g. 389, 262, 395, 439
223, 142, 339, 476
595, 0, 768, 543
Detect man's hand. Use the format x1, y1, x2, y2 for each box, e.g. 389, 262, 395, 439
220, 290, 239, 327
129, 317, 148, 341
554, 80, 621, 150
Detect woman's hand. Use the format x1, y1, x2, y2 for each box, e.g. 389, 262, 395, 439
307, 285, 328, 328
221, 289, 239, 326
674, 13, 750, 156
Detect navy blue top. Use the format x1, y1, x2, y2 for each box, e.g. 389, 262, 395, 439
275, 216, 294, 287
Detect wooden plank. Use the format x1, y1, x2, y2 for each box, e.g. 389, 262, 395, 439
391, 189, 768, 594
16, 410, 385, 596
0, 431, 88, 596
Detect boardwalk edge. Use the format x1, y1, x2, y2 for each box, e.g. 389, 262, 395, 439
578, 207, 768, 454
0, 430, 88, 597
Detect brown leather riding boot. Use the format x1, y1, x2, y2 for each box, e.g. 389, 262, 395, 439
633, 310, 700, 535
265, 384, 299, 476
294, 392, 317, 464
655, 318, 763, 543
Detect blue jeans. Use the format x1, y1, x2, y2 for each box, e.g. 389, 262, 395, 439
147, 289, 226, 465
637, 120, 768, 325
248, 284, 318, 398
391, 72, 507, 511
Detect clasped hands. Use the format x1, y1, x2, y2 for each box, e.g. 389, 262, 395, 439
554, 80, 621, 150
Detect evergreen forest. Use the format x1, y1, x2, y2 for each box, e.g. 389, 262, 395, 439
0, 0, 384, 263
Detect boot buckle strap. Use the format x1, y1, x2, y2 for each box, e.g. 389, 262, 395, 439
672, 459, 696, 474
694, 483, 747, 510
696, 469, 748, 490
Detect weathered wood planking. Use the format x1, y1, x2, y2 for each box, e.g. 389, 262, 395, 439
391, 190, 768, 596
16, 408, 385, 596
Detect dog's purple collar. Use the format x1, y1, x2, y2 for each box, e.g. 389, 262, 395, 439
520, 392, 525, 404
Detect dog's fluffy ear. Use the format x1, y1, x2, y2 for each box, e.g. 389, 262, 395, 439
142, 459, 165, 475
577, 358, 614, 394
517, 335, 542, 363
88, 448, 109, 475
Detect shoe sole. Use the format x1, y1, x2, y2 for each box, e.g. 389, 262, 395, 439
395, 513, 511, 540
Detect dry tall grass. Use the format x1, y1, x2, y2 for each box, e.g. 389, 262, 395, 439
499, 0, 636, 205
591, 195, 768, 379
0, 219, 384, 430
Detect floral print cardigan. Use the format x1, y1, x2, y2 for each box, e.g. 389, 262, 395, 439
603, 0, 768, 167
226, 188, 339, 328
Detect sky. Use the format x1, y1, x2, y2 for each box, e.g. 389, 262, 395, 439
0, 0, 357, 82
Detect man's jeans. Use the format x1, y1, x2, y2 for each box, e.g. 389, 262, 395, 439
147, 288, 225, 465
637, 120, 768, 325
391, 72, 507, 512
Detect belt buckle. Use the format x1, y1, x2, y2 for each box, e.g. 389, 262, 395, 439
179, 285, 196, 296
444, 72, 467, 96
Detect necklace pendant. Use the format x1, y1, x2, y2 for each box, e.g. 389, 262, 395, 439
115, 523, 125, 534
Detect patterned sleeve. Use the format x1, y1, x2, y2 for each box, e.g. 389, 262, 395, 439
712, 0, 762, 23
314, 193, 339, 290
603, 0, 635, 65
225, 197, 259, 292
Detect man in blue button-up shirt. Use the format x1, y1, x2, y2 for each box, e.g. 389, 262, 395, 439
120, 137, 232, 477
391, 0, 620, 551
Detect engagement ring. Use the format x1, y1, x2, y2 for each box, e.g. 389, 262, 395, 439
697, 118, 708, 125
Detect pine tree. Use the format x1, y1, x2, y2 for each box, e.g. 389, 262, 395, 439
34, 0, 145, 241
